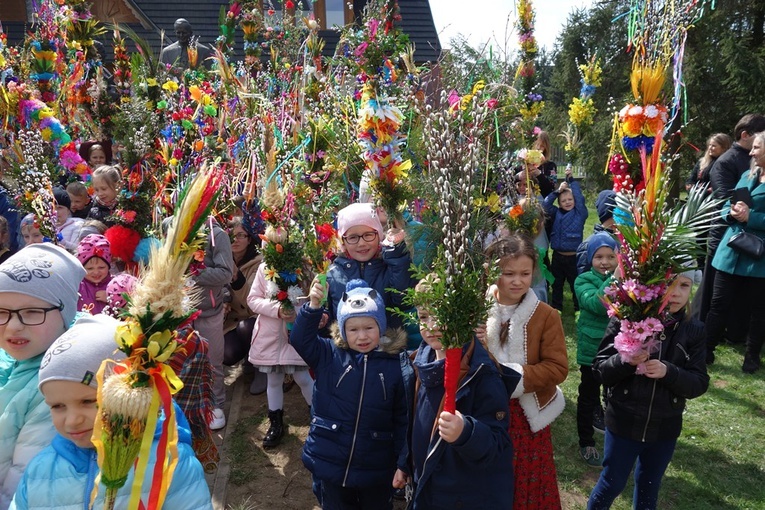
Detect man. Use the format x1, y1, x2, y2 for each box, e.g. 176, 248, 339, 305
159, 19, 214, 70
700, 113, 765, 363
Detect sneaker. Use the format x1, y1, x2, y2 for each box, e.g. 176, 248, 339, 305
592, 410, 605, 434
580, 446, 603, 468
209, 408, 226, 431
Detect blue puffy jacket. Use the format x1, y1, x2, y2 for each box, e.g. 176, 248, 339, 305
10, 408, 212, 510
411, 339, 519, 509
326, 241, 415, 329
290, 304, 414, 488
544, 179, 589, 252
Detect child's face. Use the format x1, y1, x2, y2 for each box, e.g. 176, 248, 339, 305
93, 178, 117, 204
0, 292, 65, 361
667, 275, 693, 314
88, 149, 106, 167
43, 380, 98, 449
68, 193, 90, 212
559, 190, 575, 211
55, 205, 70, 226
22, 226, 43, 246
496, 255, 534, 306
344, 316, 381, 353
417, 307, 443, 351
342, 225, 380, 263
592, 246, 617, 275
84, 257, 109, 285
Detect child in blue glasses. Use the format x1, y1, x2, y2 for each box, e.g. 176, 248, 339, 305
0, 244, 85, 507
325, 203, 415, 329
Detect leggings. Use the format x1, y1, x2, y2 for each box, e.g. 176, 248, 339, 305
266, 370, 314, 410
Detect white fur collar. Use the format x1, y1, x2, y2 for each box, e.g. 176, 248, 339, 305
485, 286, 540, 368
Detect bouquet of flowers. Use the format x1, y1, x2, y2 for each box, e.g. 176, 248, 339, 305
505, 198, 544, 237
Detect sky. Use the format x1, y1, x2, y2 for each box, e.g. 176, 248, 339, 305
430, 0, 591, 53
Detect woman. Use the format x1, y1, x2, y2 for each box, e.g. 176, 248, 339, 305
705, 131, 765, 372
685, 133, 733, 190
223, 217, 266, 394
533, 130, 558, 198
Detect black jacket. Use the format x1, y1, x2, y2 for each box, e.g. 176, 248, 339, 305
708, 144, 752, 250
592, 312, 709, 442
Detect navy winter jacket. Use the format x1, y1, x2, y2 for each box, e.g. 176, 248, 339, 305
544, 179, 588, 252
326, 241, 415, 329
411, 339, 520, 510
290, 304, 414, 489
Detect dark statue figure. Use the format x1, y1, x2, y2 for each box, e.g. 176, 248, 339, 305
159, 19, 214, 70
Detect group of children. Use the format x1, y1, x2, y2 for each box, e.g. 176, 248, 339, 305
0, 153, 712, 510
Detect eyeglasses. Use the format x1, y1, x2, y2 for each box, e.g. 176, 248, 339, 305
231, 233, 249, 240
0, 305, 63, 326
342, 231, 378, 245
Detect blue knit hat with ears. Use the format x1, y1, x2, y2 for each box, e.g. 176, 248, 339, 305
337, 279, 387, 341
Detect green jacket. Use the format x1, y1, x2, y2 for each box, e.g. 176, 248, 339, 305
574, 269, 612, 366
712, 171, 765, 278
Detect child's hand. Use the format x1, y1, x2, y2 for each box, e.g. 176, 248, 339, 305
385, 227, 406, 246
279, 305, 297, 322
308, 277, 327, 309
392, 468, 409, 489
474, 324, 487, 341
627, 350, 650, 366
318, 312, 329, 329
642, 360, 667, 379
565, 166, 573, 180
95, 290, 108, 303
558, 181, 570, 193
438, 410, 465, 443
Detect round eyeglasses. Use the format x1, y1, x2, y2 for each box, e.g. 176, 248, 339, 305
0, 305, 63, 326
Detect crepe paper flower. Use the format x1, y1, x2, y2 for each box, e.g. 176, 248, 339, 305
162, 80, 179, 92
473, 193, 502, 213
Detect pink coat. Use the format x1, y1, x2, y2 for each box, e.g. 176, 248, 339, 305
246, 263, 308, 368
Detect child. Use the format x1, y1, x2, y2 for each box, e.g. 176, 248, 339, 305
246, 261, 314, 448
87, 165, 121, 225
53, 187, 83, 251
479, 234, 568, 509
577, 189, 617, 275
326, 203, 414, 329
574, 232, 618, 467
0, 218, 11, 264
0, 243, 85, 507
410, 276, 518, 509
104, 272, 137, 316
291, 278, 412, 509
76, 234, 113, 315
543, 167, 588, 312
19, 215, 43, 247
11, 314, 213, 509
87, 143, 108, 167
588, 268, 708, 509
65, 181, 93, 220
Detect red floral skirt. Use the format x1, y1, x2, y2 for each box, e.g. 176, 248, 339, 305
509, 399, 562, 509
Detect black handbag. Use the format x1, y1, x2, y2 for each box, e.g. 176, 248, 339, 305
727, 231, 765, 259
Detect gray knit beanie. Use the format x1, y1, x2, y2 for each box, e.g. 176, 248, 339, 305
0, 244, 86, 328
39, 314, 124, 389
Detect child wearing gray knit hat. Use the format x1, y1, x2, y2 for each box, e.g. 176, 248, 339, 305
0, 243, 86, 506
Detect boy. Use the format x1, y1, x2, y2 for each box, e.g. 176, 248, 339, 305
410, 277, 519, 509
11, 314, 213, 509
291, 278, 412, 509
544, 167, 588, 312
577, 189, 617, 275
53, 187, 84, 251
65, 181, 92, 221
574, 232, 618, 467
0, 244, 85, 508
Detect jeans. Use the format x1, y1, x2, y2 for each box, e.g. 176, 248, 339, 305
223, 317, 255, 366
577, 365, 601, 447
587, 429, 676, 510
551, 251, 579, 311
705, 271, 765, 355
320, 480, 392, 510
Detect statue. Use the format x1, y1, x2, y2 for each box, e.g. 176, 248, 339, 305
159, 19, 214, 70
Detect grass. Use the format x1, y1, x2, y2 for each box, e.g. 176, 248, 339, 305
551, 202, 765, 509
228, 413, 267, 487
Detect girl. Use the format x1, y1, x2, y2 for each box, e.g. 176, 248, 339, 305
326, 202, 414, 329
87, 143, 108, 168
76, 234, 113, 314
479, 234, 568, 509
588, 269, 709, 509
87, 165, 121, 225
20, 214, 44, 247
246, 261, 314, 448
223, 218, 266, 395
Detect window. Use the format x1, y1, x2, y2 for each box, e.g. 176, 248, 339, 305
313, 0, 355, 30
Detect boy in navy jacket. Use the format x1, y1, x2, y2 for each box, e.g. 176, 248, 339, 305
291, 278, 413, 510
544, 167, 588, 311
